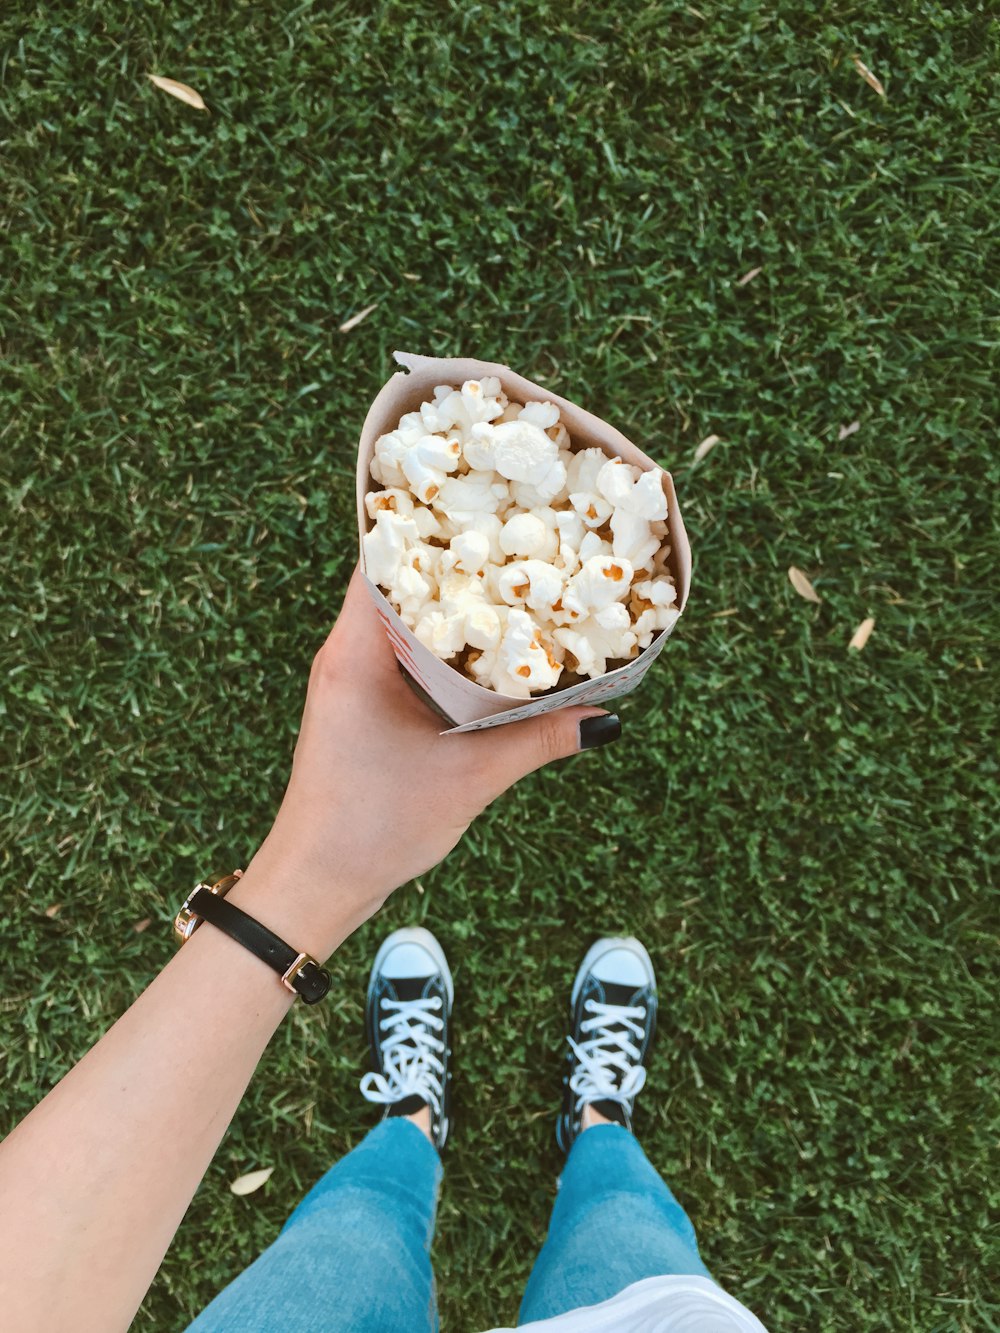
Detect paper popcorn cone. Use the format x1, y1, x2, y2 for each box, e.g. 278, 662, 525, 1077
356, 351, 692, 733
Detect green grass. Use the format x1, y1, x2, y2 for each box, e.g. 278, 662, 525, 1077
2, 1, 998, 1328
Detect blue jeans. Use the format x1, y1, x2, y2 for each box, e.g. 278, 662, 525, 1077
187, 1120, 712, 1331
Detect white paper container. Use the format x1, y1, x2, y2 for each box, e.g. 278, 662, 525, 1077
356, 352, 692, 733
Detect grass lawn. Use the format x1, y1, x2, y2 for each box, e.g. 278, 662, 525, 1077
2, 2, 997, 1329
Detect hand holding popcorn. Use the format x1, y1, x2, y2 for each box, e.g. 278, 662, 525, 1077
247, 569, 622, 960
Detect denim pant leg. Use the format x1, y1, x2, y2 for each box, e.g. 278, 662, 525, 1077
187, 1119, 442, 1333
518, 1125, 712, 1325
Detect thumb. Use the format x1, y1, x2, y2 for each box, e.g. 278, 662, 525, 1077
467, 706, 622, 799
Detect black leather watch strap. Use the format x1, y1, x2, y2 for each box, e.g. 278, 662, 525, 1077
187, 887, 331, 1004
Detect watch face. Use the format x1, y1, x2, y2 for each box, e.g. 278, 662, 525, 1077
173, 896, 202, 942
174, 871, 243, 942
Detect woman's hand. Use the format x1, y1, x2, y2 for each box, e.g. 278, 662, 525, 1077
233, 568, 619, 958
0, 566, 620, 1333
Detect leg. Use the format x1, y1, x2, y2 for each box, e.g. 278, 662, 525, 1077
520, 936, 711, 1325
187, 1118, 441, 1333
188, 926, 455, 1333
518, 1123, 710, 1324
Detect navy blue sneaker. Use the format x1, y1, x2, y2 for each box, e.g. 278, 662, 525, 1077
557, 937, 657, 1153
360, 927, 454, 1151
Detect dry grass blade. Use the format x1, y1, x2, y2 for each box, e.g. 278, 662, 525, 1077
44, 904, 61, 918
693, 433, 721, 463
788, 566, 822, 603
838, 420, 860, 441
230, 1167, 275, 1196
148, 75, 208, 111
849, 617, 876, 651
851, 56, 885, 97
132, 917, 152, 933
736, 266, 762, 287
339, 302, 379, 334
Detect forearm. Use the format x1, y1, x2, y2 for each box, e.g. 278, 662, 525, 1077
0, 568, 597, 1332
0, 864, 354, 1333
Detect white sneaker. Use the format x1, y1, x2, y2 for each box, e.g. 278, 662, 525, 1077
360, 927, 454, 1150
557, 936, 658, 1152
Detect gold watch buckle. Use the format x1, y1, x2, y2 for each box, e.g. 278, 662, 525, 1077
281, 951, 318, 995
174, 870, 244, 943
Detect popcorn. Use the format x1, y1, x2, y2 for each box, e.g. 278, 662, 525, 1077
401, 449, 447, 505
370, 427, 416, 489
596, 458, 668, 521
464, 603, 505, 651
496, 559, 566, 616
610, 508, 660, 570
468, 415, 567, 499
508, 477, 568, 510
565, 447, 608, 494
594, 601, 631, 632
362, 509, 420, 588
426, 377, 507, 437
518, 400, 561, 431
497, 609, 563, 695
577, 530, 614, 563
448, 529, 491, 577
372, 420, 464, 504
414, 571, 504, 659
499, 510, 559, 561
563, 555, 634, 616
496, 400, 525, 424
436, 469, 509, 520
364, 487, 415, 521
413, 608, 469, 660
569, 490, 613, 528
393, 561, 436, 625
555, 508, 586, 551
630, 576, 680, 649
554, 619, 639, 679
364, 379, 678, 697
414, 433, 464, 473
413, 506, 447, 542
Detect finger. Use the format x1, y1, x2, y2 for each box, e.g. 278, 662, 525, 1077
463, 706, 622, 798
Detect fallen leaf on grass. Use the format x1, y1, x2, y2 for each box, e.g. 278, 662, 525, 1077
230, 1167, 274, 1196
339, 302, 379, 334
788, 567, 822, 603
148, 75, 208, 111
693, 434, 721, 463
838, 420, 860, 440
44, 904, 61, 918
736, 266, 762, 287
848, 617, 875, 651
132, 917, 152, 933
851, 56, 885, 97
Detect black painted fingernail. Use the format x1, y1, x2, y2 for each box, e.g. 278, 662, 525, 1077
579, 714, 622, 751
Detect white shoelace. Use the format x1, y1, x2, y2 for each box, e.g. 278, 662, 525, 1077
360, 996, 445, 1116
568, 998, 647, 1114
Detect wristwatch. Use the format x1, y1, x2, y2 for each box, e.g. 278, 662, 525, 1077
174, 870, 332, 1005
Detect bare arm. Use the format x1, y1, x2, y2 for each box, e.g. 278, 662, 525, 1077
0, 569, 609, 1332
